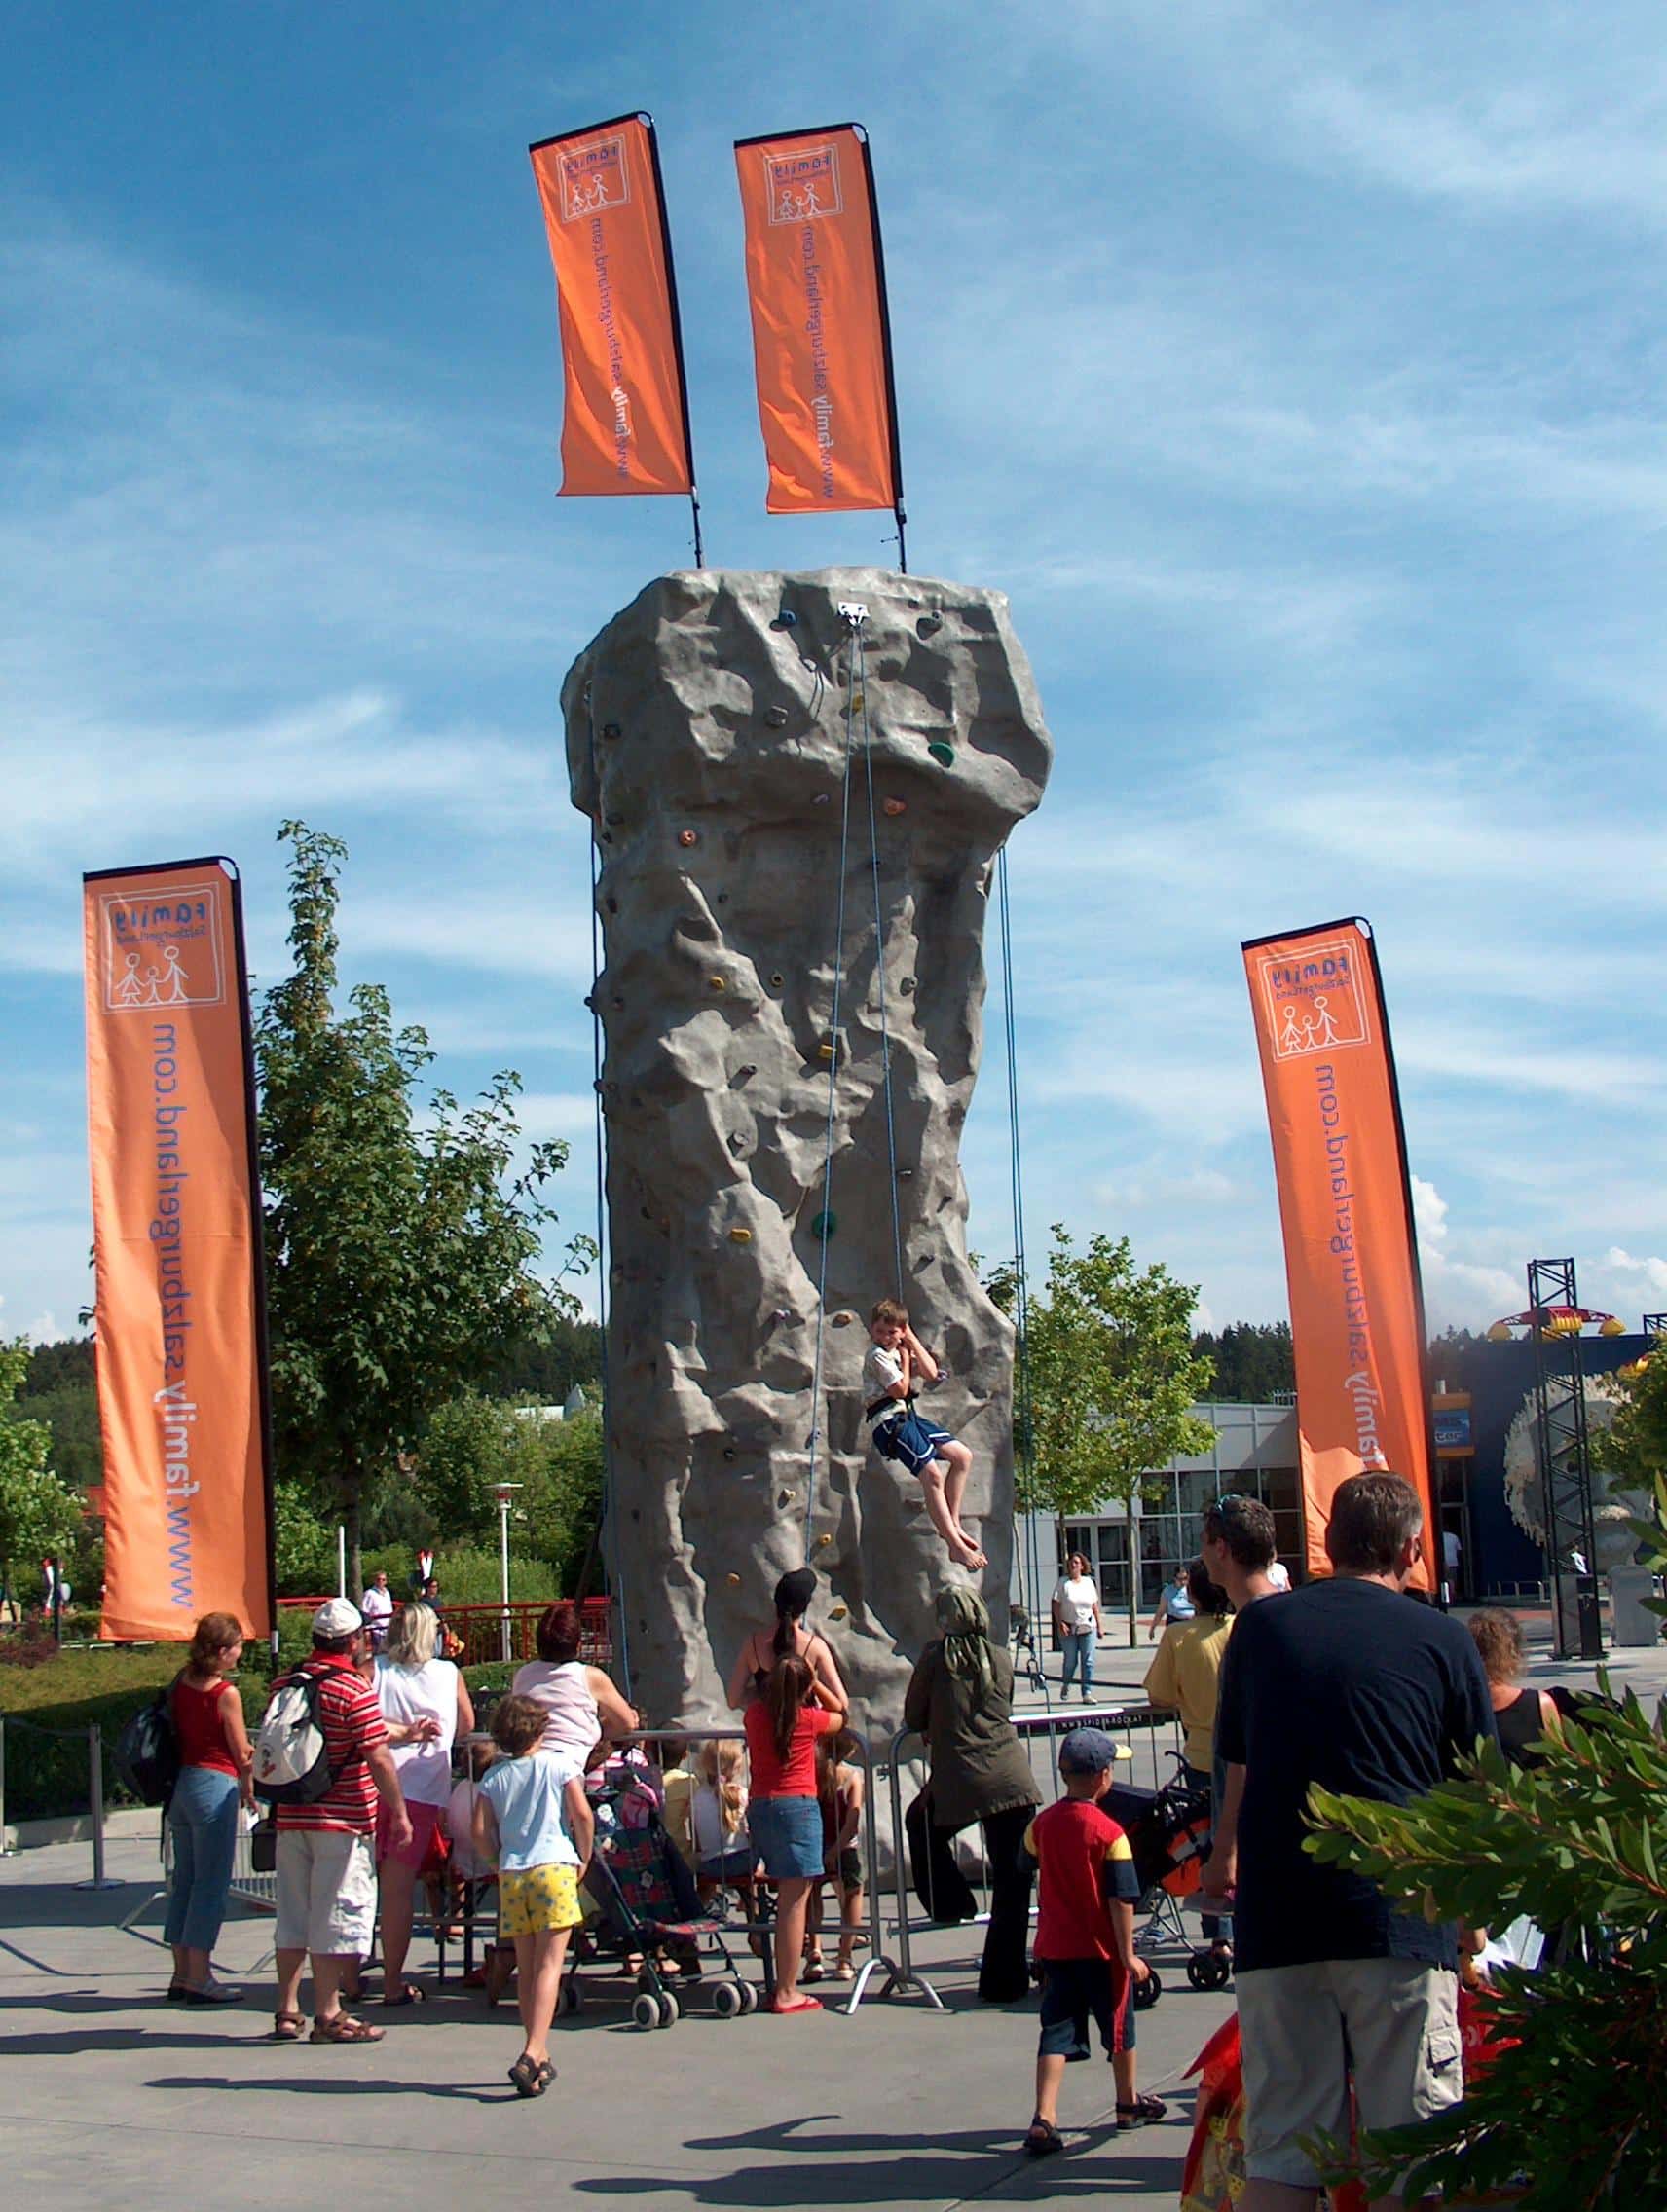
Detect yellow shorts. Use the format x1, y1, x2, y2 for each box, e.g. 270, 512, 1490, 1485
498, 1862, 582, 1936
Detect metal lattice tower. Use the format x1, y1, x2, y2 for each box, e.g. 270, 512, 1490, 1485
1527, 1257, 1602, 1660
1643, 1310, 1667, 1342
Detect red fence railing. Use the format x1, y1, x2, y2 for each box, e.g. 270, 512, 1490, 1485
275, 1595, 612, 1671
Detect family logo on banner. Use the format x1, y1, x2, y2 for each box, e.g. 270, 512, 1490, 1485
1242, 919, 1436, 1586
734, 123, 903, 516
529, 112, 695, 498
84, 860, 273, 1641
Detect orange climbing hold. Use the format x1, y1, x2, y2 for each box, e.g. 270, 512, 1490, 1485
679, 829, 698, 847
883, 797, 906, 817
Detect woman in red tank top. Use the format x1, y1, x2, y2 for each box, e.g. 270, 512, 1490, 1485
165, 1611, 254, 2003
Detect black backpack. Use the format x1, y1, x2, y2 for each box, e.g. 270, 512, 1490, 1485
114, 1680, 182, 1807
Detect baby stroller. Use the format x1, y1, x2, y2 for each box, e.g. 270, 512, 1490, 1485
574, 1794, 759, 2028
1102, 1763, 1223, 2006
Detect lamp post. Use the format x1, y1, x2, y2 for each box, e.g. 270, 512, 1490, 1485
493, 1483, 522, 1665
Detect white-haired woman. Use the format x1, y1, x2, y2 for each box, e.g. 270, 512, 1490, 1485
374, 1601, 473, 2005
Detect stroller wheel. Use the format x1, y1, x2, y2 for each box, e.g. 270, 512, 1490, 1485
737, 1979, 759, 2014
656, 1990, 680, 2028
1188, 1949, 1233, 1991
558, 1976, 584, 2014
631, 1991, 660, 2031
1133, 1968, 1162, 2010
712, 1980, 744, 2019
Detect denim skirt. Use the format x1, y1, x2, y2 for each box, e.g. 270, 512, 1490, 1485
747, 1794, 825, 1880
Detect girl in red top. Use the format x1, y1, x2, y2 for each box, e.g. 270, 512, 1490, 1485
743, 1653, 846, 2014
166, 1610, 255, 2004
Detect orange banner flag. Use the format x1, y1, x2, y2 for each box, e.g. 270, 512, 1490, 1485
1242, 920, 1436, 1587
734, 123, 903, 517
84, 861, 273, 1641
530, 113, 694, 498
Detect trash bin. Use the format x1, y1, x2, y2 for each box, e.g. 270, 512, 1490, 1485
1610, 1566, 1661, 1648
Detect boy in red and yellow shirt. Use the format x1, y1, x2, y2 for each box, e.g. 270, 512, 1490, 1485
1021, 1727, 1167, 2157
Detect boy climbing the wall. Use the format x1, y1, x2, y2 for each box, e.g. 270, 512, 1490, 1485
862, 1299, 986, 1571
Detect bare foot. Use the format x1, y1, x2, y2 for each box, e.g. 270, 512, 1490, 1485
950, 1537, 987, 1571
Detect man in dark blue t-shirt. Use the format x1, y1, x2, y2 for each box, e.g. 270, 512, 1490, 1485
1205, 1472, 1496, 2208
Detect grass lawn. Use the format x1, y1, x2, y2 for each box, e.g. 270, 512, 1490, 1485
1, 1636, 517, 1824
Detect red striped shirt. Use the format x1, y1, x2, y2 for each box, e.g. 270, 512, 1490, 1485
274, 1654, 389, 1834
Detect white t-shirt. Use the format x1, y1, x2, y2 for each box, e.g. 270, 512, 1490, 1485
445, 1775, 489, 1878
862, 1341, 907, 1408
1054, 1575, 1100, 1632
1441, 1531, 1462, 1574
375, 1654, 461, 1805
361, 1584, 394, 1624
1266, 1563, 1292, 1593
690, 1779, 750, 1859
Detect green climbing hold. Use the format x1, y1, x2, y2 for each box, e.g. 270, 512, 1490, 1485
810, 1211, 836, 1241
927, 740, 955, 768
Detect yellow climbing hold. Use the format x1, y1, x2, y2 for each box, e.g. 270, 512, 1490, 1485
726, 1572, 742, 1587
816, 1532, 833, 1547
831, 1310, 858, 1328
818, 1040, 836, 1061
728, 1227, 753, 1244
709, 975, 726, 991
828, 1604, 848, 1621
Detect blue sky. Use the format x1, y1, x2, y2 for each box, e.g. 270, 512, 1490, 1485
4, 3, 1665, 1349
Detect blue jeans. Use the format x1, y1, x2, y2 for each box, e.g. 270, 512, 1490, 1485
1060, 1628, 1096, 1695
165, 1765, 240, 1952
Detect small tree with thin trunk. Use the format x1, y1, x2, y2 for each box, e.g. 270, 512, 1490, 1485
0, 1341, 83, 1619
993, 1227, 1215, 1640
255, 822, 592, 1593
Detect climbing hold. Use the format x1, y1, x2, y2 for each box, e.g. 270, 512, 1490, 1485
896, 1166, 914, 1181
818, 1040, 836, 1062
831, 1309, 858, 1327
728, 1227, 753, 1244
916, 612, 943, 639
612, 994, 625, 1010
582, 991, 597, 1013
678, 829, 698, 847
778, 1490, 794, 1508
771, 608, 797, 630
828, 1604, 848, 1621
883, 797, 907, 817
722, 1447, 736, 1461
927, 740, 955, 767
606, 896, 618, 914
736, 1064, 757, 1081
602, 721, 621, 740
768, 974, 784, 989
850, 691, 866, 712
726, 1572, 742, 1587
765, 706, 789, 729
900, 976, 916, 995
709, 975, 726, 991
606, 810, 625, 827
813, 793, 830, 806
772, 1307, 792, 1322
727, 1133, 746, 1154
640, 1205, 652, 1221
816, 1532, 833, 1548
810, 1210, 836, 1240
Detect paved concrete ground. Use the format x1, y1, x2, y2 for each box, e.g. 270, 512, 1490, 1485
2, 1606, 1657, 2209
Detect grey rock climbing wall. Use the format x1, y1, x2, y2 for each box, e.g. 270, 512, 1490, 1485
564, 567, 1052, 1736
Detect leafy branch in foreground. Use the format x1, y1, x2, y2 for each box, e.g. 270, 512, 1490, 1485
1304, 1691, 1667, 2209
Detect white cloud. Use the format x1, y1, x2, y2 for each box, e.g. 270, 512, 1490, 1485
1603, 1247, 1667, 1296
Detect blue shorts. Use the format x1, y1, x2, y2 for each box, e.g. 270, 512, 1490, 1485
748, 1795, 825, 1880
1037, 1957, 1134, 2060
871, 1409, 954, 1477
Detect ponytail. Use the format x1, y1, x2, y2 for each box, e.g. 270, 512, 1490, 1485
769, 1567, 817, 1662
765, 1653, 813, 1763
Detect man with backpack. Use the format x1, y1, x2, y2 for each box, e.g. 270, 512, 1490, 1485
261, 1598, 412, 2045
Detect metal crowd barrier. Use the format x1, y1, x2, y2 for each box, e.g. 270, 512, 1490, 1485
878, 1702, 1184, 2009
0, 1714, 122, 1887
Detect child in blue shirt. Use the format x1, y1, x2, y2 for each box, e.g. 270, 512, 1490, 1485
473, 1692, 593, 2097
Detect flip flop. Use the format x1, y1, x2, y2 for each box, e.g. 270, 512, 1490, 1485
1024, 2120, 1064, 2159
768, 1992, 823, 2015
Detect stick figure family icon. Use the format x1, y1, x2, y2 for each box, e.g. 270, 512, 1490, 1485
100, 883, 227, 1014
1255, 940, 1370, 1061
560, 135, 630, 223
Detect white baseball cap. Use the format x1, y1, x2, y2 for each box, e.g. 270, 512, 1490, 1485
312, 1597, 363, 1639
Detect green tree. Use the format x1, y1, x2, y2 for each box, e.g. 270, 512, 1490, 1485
411, 1392, 605, 1594
414, 1392, 523, 1546
994, 1227, 1215, 1637
0, 1341, 84, 1615
1591, 1345, 1667, 1496
271, 1478, 337, 1596
255, 822, 593, 1593
1191, 1320, 1294, 1400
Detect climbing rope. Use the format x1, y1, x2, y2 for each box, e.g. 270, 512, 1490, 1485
997, 844, 1049, 1702
586, 691, 633, 1702
801, 619, 864, 1548
857, 622, 907, 1304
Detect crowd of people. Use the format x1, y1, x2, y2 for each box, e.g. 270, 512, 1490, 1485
155, 1464, 1529, 2183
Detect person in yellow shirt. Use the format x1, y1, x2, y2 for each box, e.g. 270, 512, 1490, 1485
1142, 1557, 1233, 1960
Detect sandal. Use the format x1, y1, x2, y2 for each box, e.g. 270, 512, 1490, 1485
834, 1961, 856, 1981
508, 2052, 554, 2098
802, 1955, 826, 1983
272, 2010, 305, 2042
1116, 2094, 1168, 2130
382, 1982, 426, 2008
1024, 2119, 1064, 2160
310, 2011, 386, 2044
